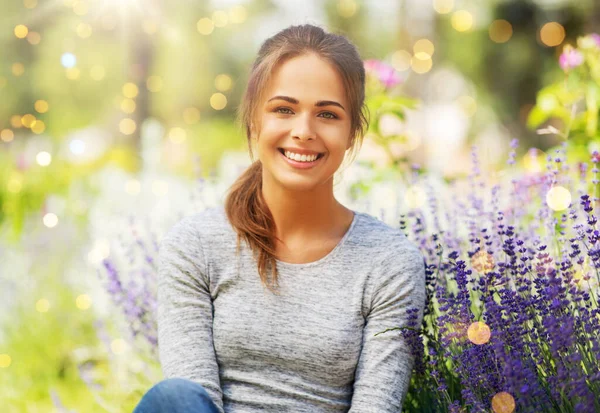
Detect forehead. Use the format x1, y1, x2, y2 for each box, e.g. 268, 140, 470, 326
263, 54, 348, 106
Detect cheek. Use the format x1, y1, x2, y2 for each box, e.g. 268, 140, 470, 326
258, 117, 289, 138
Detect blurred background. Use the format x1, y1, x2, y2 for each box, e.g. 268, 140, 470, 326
0, 0, 598, 411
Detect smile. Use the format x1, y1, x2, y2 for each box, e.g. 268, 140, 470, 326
277, 148, 325, 169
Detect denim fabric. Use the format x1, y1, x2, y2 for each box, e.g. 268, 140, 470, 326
133, 378, 221, 413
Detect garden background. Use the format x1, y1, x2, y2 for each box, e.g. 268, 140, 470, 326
1, 0, 600, 412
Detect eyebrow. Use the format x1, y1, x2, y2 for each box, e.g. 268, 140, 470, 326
267, 95, 346, 112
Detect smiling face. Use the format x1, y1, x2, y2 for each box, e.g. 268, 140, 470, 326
252, 53, 353, 193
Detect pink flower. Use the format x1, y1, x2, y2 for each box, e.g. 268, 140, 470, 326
591, 33, 600, 48
559, 45, 584, 71
364, 59, 402, 89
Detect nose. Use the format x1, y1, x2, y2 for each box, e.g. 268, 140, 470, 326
291, 113, 316, 141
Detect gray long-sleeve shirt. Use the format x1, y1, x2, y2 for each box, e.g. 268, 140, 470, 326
157, 205, 426, 412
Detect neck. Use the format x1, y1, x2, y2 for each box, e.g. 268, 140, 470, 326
261, 176, 348, 243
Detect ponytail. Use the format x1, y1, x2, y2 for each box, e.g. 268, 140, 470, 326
224, 160, 281, 293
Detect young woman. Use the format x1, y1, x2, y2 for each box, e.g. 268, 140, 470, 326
133, 24, 426, 413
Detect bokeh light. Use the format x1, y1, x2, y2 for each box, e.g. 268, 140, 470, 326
215, 74, 233, 91
119, 118, 137, 135
471, 250, 495, 274
31, 120, 46, 134
433, 0, 454, 14
489, 19, 513, 43
14, 24, 29, 39
491, 392, 516, 413
121, 99, 136, 114
11, 115, 23, 128
76, 23, 92, 38
34, 100, 49, 113
12, 63, 25, 76
168, 127, 187, 143
229, 5, 247, 24
546, 186, 571, 211
75, 294, 92, 310
210, 93, 227, 110
122, 82, 139, 98
414, 39, 435, 59
0, 354, 11, 368
21, 114, 36, 128
26, 31, 41, 45
452, 10, 473, 32
65, 67, 80, 80
197, 18, 214, 35
391, 50, 412, 71
183, 107, 201, 124
61, 53, 77, 68
36, 151, 51, 166
42, 212, 58, 228
111, 338, 128, 355
36, 298, 50, 312
87, 239, 110, 264
70, 139, 85, 154
540, 22, 565, 47
467, 321, 491, 345
7, 177, 22, 193
337, 0, 358, 18
411, 55, 433, 74
73, 1, 88, 16
1, 129, 14, 142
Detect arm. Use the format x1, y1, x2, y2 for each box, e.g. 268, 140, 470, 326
156, 217, 225, 413
349, 244, 426, 412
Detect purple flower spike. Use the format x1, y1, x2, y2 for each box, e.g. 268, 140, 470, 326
364, 59, 402, 89
559, 45, 584, 71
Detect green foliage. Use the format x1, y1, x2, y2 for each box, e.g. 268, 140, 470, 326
528, 34, 600, 145
0, 261, 102, 412
0, 143, 140, 242
185, 117, 247, 176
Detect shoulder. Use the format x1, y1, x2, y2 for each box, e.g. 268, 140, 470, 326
158, 206, 233, 273
162, 205, 230, 244
352, 212, 425, 297
351, 211, 423, 264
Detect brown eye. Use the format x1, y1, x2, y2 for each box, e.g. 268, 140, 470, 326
275, 107, 293, 114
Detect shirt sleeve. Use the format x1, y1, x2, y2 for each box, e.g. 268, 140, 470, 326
156, 217, 225, 413
349, 242, 426, 412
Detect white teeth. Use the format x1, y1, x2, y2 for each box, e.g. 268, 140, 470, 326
284, 151, 319, 162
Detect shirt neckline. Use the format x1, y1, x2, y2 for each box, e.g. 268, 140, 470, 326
274, 210, 360, 270
218, 205, 361, 269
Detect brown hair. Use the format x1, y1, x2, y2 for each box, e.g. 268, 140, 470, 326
224, 24, 369, 293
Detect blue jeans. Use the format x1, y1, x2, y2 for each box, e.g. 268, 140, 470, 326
133, 378, 221, 413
